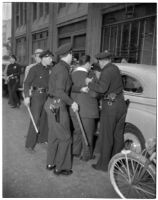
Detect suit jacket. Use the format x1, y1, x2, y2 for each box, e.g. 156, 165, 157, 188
71, 67, 99, 118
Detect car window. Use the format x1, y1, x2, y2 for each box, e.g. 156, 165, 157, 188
122, 75, 143, 93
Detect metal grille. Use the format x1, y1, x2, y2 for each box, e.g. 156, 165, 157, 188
102, 15, 156, 65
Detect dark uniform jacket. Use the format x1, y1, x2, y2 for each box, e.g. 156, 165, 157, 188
88, 63, 123, 96
71, 67, 99, 118
24, 63, 50, 98
7, 63, 21, 79
48, 60, 73, 106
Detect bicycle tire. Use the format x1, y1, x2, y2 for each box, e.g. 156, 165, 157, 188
108, 151, 156, 199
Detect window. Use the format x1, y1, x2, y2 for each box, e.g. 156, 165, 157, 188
32, 30, 48, 54
58, 20, 87, 60
102, 4, 156, 65
20, 3, 23, 25
33, 3, 37, 21
16, 3, 20, 28
122, 75, 143, 93
45, 3, 49, 15
16, 37, 26, 64
39, 3, 44, 18
24, 3, 27, 24
58, 3, 66, 12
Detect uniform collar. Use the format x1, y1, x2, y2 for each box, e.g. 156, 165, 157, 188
60, 60, 70, 71
73, 66, 88, 73
40, 62, 49, 69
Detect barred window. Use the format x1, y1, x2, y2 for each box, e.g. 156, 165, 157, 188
101, 4, 156, 65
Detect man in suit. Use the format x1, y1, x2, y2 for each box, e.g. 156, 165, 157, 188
85, 50, 127, 172
24, 50, 53, 152
70, 55, 99, 161
44, 43, 78, 175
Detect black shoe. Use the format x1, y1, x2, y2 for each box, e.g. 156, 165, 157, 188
46, 164, 55, 170
10, 105, 17, 108
61, 169, 73, 175
54, 168, 73, 176
80, 156, 90, 162
25, 147, 36, 154
92, 164, 99, 170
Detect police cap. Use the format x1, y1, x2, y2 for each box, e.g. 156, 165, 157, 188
55, 43, 72, 56
10, 54, 17, 61
34, 49, 43, 55
39, 50, 53, 58
95, 50, 112, 60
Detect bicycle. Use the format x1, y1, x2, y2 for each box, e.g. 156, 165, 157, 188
108, 138, 156, 198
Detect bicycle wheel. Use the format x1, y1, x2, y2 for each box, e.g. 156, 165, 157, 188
108, 151, 156, 199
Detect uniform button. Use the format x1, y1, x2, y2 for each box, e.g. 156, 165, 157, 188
40, 76, 42, 79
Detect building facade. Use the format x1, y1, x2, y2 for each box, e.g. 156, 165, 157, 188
3, 19, 11, 56
11, 3, 156, 66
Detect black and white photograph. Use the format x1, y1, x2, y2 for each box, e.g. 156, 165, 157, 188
2, 1, 157, 198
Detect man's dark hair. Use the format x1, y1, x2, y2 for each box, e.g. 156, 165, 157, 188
79, 55, 90, 65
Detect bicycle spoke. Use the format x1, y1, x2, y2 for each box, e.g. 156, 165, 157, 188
134, 185, 156, 197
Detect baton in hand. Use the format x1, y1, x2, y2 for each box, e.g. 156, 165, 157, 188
75, 111, 89, 146
27, 106, 39, 134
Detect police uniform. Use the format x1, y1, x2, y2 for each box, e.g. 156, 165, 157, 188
88, 51, 127, 171
44, 43, 74, 174
70, 66, 99, 161
7, 60, 21, 107
24, 50, 52, 150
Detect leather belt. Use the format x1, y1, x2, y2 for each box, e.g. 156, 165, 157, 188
33, 86, 48, 93
10, 76, 18, 79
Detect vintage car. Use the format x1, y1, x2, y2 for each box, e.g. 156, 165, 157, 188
116, 63, 156, 153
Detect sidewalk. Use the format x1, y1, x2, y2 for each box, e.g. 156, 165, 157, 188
3, 97, 119, 198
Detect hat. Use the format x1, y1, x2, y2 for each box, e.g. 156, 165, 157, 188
91, 62, 101, 72
34, 49, 43, 55
39, 50, 53, 58
55, 43, 72, 56
95, 50, 112, 60
10, 55, 17, 61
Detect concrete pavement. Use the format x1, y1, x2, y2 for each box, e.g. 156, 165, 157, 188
3, 97, 119, 198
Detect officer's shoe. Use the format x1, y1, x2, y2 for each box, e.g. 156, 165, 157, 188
54, 168, 73, 176
25, 147, 36, 154
92, 164, 100, 171
46, 164, 56, 170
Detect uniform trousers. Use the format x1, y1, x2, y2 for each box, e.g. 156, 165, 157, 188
25, 91, 48, 149
37, 109, 48, 143
8, 79, 20, 106
71, 115, 96, 160
45, 97, 72, 170
95, 97, 127, 171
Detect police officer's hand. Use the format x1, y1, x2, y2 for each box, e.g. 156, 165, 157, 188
80, 86, 89, 93
24, 97, 30, 107
71, 102, 79, 112
85, 77, 93, 85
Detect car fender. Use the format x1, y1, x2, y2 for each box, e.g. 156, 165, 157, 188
125, 107, 156, 141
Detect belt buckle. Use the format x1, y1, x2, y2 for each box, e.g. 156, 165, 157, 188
108, 101, 112, 106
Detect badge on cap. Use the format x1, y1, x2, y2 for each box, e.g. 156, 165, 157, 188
14, 66, 17, 69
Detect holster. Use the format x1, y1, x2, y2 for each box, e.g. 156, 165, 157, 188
49, 98, 61, 123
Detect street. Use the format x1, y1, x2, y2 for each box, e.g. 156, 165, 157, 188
3, 97, 119, 198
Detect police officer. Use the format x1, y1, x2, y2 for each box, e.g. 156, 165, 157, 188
85, 51, 127, 172
70, 55, 99, 161
24, 50, 53, 152
23, 49, 44, 81
7, 55, 21, 108
44, 43, 78, 175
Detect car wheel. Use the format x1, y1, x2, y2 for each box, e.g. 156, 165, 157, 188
124, 123, 145, 153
